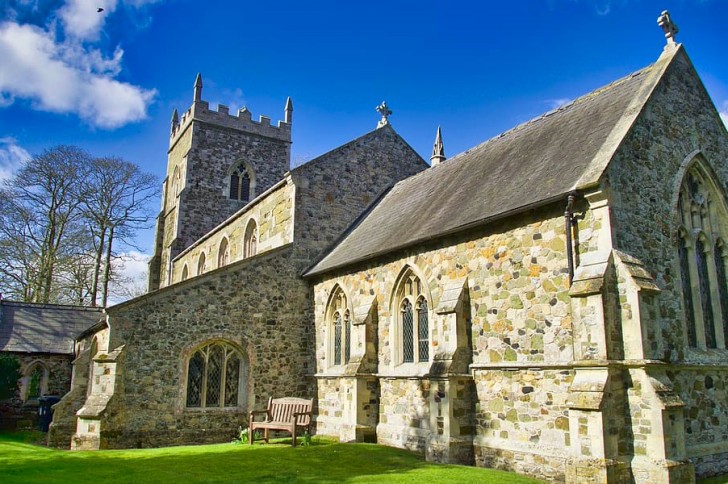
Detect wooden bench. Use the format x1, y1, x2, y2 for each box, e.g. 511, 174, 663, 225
249, 397, 313, 447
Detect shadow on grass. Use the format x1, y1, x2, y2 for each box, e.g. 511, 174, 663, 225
0, 432, 541, 483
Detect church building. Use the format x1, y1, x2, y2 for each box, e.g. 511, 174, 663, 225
49, 13, 728, 483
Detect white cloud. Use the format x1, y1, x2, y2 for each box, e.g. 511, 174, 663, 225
107, 250, 150, 305
720, 101, 728, 130
59, 0, 119, 41
0, 137, 30, 182
0, 21, 156, 128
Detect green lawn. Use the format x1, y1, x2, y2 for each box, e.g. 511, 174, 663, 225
0, 432, 542, 483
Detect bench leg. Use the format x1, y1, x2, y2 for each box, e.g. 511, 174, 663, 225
292, 427, 297, 447
250, 426, 254, 445
264, 429, 269, 443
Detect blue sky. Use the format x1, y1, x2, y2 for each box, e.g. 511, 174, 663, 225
1, 1, 727, 269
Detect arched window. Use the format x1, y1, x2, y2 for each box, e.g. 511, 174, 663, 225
244, 219, 258, 258
171, 166, 182, 198
218, 237, 230, 268
394, 269, 430, 364
24, 362, 48, 401
228, 163, 253, 202
186, 341, 244, 408
677, 163, 728, 349
181, 264, 189, 281
197, 252, 206, 276
327, 286, 351, 367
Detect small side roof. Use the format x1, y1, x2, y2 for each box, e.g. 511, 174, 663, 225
0, 300, 104, 355
306, 46, 681, 277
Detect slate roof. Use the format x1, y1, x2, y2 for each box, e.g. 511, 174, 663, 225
306, 46, 680, 276
0, 300, 104, 354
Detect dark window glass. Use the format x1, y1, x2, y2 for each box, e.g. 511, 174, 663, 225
334, 312, 342, 366
186, 352, 204, 407
418, 298, 429, 362
229, 173, 239, 199
28, 366, 43, 399
715, 243, 728, 347
402, 300, 414, 363
225, 354, 240, 407
696, 239, 717, 348
241, 171, 250, 202
344, 311, 351, 364
206, 346, 223, 406
679, 239, 697, 347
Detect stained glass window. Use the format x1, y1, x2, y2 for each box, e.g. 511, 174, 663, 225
397, 270, 430, 364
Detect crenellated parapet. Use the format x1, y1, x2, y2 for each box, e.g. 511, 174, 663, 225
169, 73, 292, 148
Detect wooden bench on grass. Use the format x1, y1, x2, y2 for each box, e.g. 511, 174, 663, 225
249, 397, 313, 447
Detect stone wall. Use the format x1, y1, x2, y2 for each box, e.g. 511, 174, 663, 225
605, 46, 728, 478
0, 352, 73, 431
312, 202, 581, 476
151, 96, 292, 289
171, 176, 295, 283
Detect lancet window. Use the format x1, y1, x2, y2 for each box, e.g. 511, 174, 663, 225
677, 164, 728, 349
218, 237, 230, 268
24, 363, 48, 401
186, 341, 243, 409
327, 286, 351, 367
197, 252, 207, 276
244, 219, 258, 258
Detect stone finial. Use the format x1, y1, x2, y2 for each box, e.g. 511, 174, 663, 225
171, 108, 179, 133
376, 101, 392, 128
284, 96, 293, 124
657, 10, 678, 45
193, 73, 203, 102
431, 126, 446, 166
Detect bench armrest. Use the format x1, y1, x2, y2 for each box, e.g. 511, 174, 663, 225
249, 409, 270, 421
292, 411, 311, 425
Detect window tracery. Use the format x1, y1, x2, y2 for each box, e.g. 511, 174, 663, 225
327, 286, 351, 367
677, 164, 728, 349
185, 341, 243, 408
228, 163, 253, 202
395, 269, 429, 364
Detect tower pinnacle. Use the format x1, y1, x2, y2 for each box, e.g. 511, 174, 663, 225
193, 73, 203, 102
171, 108, 179, 134
431, 126, 446, 166
285, 97, 293, 124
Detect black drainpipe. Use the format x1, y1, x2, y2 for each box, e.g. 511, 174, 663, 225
565, 192, 577, 284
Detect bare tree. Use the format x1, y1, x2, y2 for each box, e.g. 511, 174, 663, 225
79, 157, 159, 307
0, 146, 89, 303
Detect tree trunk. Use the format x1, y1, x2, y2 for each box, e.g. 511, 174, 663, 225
101, 226, 114, 308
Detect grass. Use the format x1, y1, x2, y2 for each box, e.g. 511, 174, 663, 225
0, 431, 542, 483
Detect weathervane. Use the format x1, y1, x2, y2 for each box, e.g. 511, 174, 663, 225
657, 10, 678, 45
376, 101, 392, 128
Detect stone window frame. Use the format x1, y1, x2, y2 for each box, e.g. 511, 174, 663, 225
325, 285, 352, 369
225, 161, 256, 203
243, 218, 258, 258
182, 340, 247, 411
197, 251, 207, 276
21, 360, 49, 402
181, 264, 189, 281
218, 236, 230, 268
676, 158, 728, 350
391, 265, 432, 368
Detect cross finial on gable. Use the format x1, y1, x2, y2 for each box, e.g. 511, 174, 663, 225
657, 10, 678, 45
376, 101, 392, 128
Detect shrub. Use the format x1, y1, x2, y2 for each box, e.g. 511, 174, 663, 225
0, 355, 21, 400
